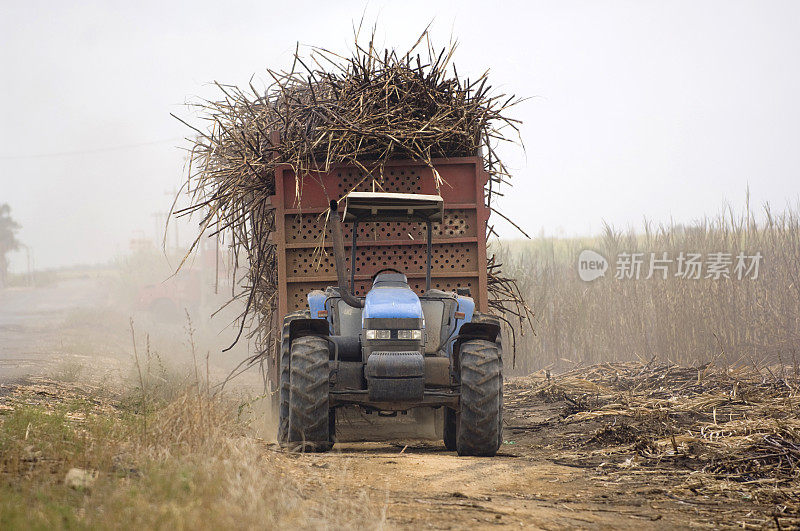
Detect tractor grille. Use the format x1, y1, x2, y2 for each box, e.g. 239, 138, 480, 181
366, 351, 424, 379
365, 351, 425, 402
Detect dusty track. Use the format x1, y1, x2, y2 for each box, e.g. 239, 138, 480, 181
282, 398, 777, 529
292, 443, 677, 529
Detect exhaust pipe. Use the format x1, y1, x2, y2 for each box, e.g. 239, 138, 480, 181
329, 200, 364, 309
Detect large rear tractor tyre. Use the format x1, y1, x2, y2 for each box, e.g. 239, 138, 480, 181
278, 311, 309, 445
456, 339, 503, 457
288, 335, 332, 452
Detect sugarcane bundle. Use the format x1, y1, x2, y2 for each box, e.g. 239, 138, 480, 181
175, 31, 533, 364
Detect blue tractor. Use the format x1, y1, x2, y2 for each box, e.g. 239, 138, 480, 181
277, 192, 503, 456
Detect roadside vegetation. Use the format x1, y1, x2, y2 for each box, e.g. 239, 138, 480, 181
0, 330, 381, 529
498, 201, 800, 376
0, 203, 21, 289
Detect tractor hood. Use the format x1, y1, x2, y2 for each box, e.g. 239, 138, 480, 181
362, 274, 424, 321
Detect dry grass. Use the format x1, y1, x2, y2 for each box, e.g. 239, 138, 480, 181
0, 338, 384, 529
497, 201, 800, 375
507, 361, 800, 519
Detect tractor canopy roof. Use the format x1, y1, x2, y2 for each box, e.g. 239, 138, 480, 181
342, 192, 444, 223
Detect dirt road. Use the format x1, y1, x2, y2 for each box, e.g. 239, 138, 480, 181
0, 277, 111, 383
285, 401, 770, 529
294, 444, 681, 529
1, 279, 786, 529
0, 275, 257, 387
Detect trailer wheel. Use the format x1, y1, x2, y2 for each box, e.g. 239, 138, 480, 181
456, 339, 502, 457
278, 311, 309, 445
288, 335, 332, 452
443, 407, 457, 451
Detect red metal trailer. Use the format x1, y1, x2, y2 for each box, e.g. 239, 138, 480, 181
269, 156, 490, 387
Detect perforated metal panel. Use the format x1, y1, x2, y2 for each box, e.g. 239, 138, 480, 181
283, 209, 476, 243
286, 243, 478, 282
273, 157, 489, 318
334, 167, 425, 195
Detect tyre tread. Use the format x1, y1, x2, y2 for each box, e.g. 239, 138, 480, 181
288, 335, 332, 452
278, 311, 309, 443
456, 339, 502, 457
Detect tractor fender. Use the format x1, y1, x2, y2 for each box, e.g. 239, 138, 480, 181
453, 319, 502, 372
455, 321, 501, 348
288, 318, 331, 345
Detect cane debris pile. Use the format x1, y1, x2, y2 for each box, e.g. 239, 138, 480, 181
508, 362, 800, 507
175, 32, 532, 359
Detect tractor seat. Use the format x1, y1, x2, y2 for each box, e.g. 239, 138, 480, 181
372, 271, 409, 288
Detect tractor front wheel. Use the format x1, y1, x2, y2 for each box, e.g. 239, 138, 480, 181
278, 311, 309, 445
456, 339, 503, 457
288, 335, 332, 452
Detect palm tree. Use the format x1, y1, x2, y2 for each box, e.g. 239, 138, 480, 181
0, 204, 21, 288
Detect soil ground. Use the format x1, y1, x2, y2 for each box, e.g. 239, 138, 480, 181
0, 278, 792, 529
286, 400, 785, 529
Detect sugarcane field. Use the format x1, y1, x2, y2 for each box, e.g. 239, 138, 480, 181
2, 3, 800, 530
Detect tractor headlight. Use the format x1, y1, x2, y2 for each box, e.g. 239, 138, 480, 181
365, 329, 423, 340
397, 329, 423, 341
366, 329, 391, 340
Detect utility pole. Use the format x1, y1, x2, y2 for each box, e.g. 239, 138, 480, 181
165, 188, 180, 252
215, 232, 220, 294
14, 244, 34, 287
25, 245, 32, 287
151, 211, 169, 250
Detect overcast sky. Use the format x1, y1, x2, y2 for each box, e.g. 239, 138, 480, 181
2, 0, 799, 271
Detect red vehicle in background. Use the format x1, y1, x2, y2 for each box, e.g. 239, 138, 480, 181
131, 237, 227, 322
136, 269, 202, 321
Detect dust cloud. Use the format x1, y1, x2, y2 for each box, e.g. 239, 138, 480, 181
0, 238, 264, 394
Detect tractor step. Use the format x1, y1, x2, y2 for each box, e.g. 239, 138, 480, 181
329, 389, 459, 410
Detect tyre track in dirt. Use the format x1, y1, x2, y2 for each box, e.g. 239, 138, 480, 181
279, 381, 783, 529
290, 441, 704, 529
